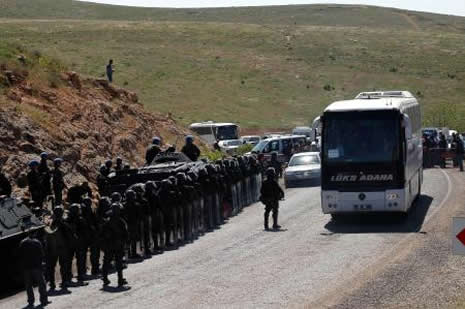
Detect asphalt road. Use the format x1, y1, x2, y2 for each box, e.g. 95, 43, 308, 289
0, 168, 450, 309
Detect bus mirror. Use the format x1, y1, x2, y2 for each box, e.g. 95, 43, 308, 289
310, 129, 316, 142
403, 114, 412, 139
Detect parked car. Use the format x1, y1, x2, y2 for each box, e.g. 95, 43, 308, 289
284, 152, 321, 188
250, 135, 307, 162
218, 139, 243, 154
241, 135, 261, 146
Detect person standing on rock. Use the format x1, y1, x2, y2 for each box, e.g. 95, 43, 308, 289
0, 167, 12, 197
260, 168, 284, 230
27, 160, 43, 208
52, 158, 65, 206
181, 135, 201, 162
146, 137, 162, 165
106, 59, 114, 83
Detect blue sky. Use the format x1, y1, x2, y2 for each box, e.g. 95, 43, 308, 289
78, 1, 465, 17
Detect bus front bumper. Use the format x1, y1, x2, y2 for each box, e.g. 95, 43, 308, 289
321, 189, 407, 213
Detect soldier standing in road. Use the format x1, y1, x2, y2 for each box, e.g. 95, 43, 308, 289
19, 229, 49, 308
101, 203, 129, 288
260, 168, 284, 230
269, 152, 283, 179
0, 167, 12, 197
146, 137, 161, 165
181, 135, 201, 162
124, 189, 142, 259
456, 134, 464, 172
45, 206, 72, 290
52, 158, 65, 206
65, 204, 90, 286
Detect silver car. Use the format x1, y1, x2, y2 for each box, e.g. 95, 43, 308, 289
284, 152, 321, 188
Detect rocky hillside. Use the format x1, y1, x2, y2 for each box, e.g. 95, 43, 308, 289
0, 52, 200, 196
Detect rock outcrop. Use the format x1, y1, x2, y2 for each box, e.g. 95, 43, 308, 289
0, 68, 198, 197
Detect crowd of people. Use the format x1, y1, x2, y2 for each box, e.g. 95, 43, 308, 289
423, 131, 464, 171
0, 135, 289, 308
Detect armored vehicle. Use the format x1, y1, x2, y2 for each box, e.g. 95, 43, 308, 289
0, 197, 44, 292
109, 152, 206, 194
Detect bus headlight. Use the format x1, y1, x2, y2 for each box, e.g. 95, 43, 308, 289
386, 193, 399, 200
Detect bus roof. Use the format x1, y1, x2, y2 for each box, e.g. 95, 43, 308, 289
325, 91, 418, 113
189, 122, 237, 128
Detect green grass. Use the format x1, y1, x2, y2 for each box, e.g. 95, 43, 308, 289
1, 1, 465, 131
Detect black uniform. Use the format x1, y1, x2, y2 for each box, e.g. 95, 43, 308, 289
39, 158, 52, 197
67, 184, 92, 204
145, 145, 161, 165
65, 213, 90, 283
28, 169, 44, 207
0, 172, 12, 197
19, 236, 48, 306
52, 168, 65, 205
181, 143, 201, 162
260, 178, 284, 230
159, 183, 178, 246
101, 209, 128, 286
45, 216, 73, 289
124, 194, 142, 258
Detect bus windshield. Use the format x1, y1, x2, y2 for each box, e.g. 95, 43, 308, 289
215, 125, 239, 140
323, 111, 400, 163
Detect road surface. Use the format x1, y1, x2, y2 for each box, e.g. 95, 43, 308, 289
1, 168, 460, 309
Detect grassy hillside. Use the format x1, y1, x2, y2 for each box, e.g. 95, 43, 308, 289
1, 1, 465, 131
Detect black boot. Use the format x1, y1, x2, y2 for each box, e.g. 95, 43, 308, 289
264, 212, 270, 230
102, 277, 110, 286
117, 271, 127, 287
272, 210, 281, 229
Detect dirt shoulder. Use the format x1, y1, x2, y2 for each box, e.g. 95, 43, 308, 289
312, 169, 465, 309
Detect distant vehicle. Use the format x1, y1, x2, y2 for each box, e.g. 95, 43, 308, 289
217, 139, 243, 154
318, 91, 422, 218
189, 121, 240, 145
284, 152, 321, 188
241, 135, 261, 146
250, 135, 307, 162
292, 126, 313, 138
262, 132, 285, 140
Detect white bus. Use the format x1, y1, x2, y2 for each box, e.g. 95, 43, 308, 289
188, 122, 240, 145
318, 91, 422, 218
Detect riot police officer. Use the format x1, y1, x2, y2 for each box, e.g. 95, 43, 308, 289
38, 152, 52, 199
181, 135, 201, 162
101, 203, 129, 287
66, 204, 90, 285
123, 189, 142, 258
260, 168, 284, 230
52, 158, 65, 206
146, 137, 161, 165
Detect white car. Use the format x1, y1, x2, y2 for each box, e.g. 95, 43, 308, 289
241, 135, 261, 146
284, 152, 321, 188
218, 139, 243, 154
